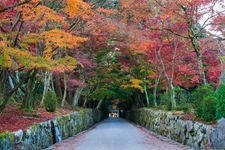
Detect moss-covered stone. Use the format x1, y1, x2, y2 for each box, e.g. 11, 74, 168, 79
0, 109, 104, 150
0, 131, 15, 150
126, 108, 214, 150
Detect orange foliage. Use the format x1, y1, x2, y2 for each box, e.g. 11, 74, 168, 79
41, 29, 87, 49
0, 43, 78, 72
20, 4, 65, 27
130, 40, 155, 54
119, 0, 152, 22
65, 0, 91, 18
41, 29, 87, 59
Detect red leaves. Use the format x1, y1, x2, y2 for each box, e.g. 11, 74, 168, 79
178, 65, 192, 75
68, 79, 86, 90
207, 68, 220, 84
0, 105, 75, 133
191, 75, 200, 84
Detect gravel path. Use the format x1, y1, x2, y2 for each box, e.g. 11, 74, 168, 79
46, 118, 189, 150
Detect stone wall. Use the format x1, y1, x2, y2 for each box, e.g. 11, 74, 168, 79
126, 108, 225, 149
0, 109, 104, 150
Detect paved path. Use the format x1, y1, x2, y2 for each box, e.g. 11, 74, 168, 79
47, 118, 189, 150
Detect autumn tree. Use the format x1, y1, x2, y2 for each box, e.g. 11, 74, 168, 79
152, 0, 224, 85
0, 0, 89, 111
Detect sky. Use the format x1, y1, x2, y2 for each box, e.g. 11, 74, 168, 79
199, 1, 225, 37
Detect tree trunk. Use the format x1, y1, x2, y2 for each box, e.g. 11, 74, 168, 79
185, 15, 207, 85
23, 70, 36, 109
0, 70, 32, 112
50, 74, 55, 92
8, 75, 15, 89
72, 87, 84, 107
83, 97, 88, 107
41, 72, 48, 105
143, 78, 150, 106
0, 70, 7, 98
197, 53, 207, 85
169, 83, 176, 109
54, 75, 63, 99
10, 11, 21, 32
41, 71, 52, 106
96, 99, 103, 110
153, 78, 160, 107
157, 34, 178, 109
219, 67, 225, 84
9, 72, 24, 97
61, 73, 67, 107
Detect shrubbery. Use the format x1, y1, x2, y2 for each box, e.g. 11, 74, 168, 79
175, 87, 187, 104
44, 91, 57, 112
175, 103, 191, 113
215, 84, 225, 119
159, 88, 191, 112
174, 87, 191, 113
191, 84, 214, 104
159, 92, 172, 111
147, 93, 155, 107
147, 83, 225, 122
200, 96, 216, 122
189, 84, 218, 122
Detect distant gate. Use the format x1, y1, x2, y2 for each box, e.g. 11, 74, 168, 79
108, 110, 119, 118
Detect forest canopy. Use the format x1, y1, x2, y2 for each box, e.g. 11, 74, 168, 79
0, 0, 225, 122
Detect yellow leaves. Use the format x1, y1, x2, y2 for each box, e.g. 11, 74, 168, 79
0, 44, 79, 72
41, 29, 87, 49
0, 43, 46, 70
53, 56, 80, 72
31, 0, 41, 3
20, 4, 65, 26
0, 0, 84, 73
219, 56, 225, 63
41, 29, 87, 59
1, 51, 12, 68
0, 30, 84, 71
2, 46, 48, 70
121, 79, 144, 93
65, 0, 91, 18
22, 33, 40, 44
0, 41, 12, 68
130, 79, 143, 85
43, 46, 53, 60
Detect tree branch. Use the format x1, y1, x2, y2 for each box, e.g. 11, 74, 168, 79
150, 27, 189, 39
0, 0, 31, 13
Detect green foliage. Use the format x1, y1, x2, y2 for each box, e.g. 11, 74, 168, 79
191, 84, 214, 103
200, 96, 216, 122
90, 87, 115, 100
175, 87, 188, 104
8, 96, 19, 105
215, 84, 225, 119
0, 97, 4, 106
0, 55, 4, 67
174, 87, 191, 113
44, 91, 57, 112
175, 103, 191, 113
147, 93, 154, 107
0, 131, 14, 143
159, 92, 172, 110
191, 84, 216, 122
90, 84, 130, 101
